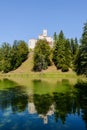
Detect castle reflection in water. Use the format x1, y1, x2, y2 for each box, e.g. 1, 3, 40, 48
28, 94, 55, 124
28, 101, 54, 124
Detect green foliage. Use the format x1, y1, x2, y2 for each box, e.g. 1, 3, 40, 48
17, 40, 29, 62
70, 38, 79, 62
11, 40, 29, 69
64, 39, 72, 67
53, 31, 71, 71
61, 65, 69, 72
0, 43, 12, 73
74, 22, 87, 76
81, 22, 87, 45
0, 40, 29, 73
53, 31, 65, 68
53, 32, 57, 44
33, 39, 51, 71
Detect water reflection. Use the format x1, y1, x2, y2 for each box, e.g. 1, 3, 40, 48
0, 79, 28, 113
0, 87, 28, 112
74, 81, 87, 129
27, 92, 75, 124
0, 79, 87, 130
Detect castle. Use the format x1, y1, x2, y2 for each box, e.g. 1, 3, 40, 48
28, 30, 53, 49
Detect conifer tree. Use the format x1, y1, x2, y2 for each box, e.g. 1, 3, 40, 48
64, 39, 72, 67
70, 38, 78, 61
74, 22, 87, 76
53, 31, 71, 71
53, 31, 65, 69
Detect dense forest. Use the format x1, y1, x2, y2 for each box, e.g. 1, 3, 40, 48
0, 22, 87, 76
0, 40, 29, 73
33, 21, 87, 77
33, 32, 78, 72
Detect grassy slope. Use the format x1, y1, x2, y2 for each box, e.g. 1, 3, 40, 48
10, 52, 34, 74
2, 52, 78, 80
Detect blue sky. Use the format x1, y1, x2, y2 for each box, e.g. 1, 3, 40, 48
0, 0, 87, 44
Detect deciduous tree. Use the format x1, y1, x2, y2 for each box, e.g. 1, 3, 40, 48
33, 39, 51, 71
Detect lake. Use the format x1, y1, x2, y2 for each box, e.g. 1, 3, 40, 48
0, 78, 87, 130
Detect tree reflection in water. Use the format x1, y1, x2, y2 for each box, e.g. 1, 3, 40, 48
32, 92, 75, 124
74, 80, 87, 129
32, 80, 87, 126
0, 80, 28, 113
0, 79, 87, 129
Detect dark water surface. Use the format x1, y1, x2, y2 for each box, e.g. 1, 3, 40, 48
0, 78, 87, 130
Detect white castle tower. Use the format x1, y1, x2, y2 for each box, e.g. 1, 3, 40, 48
43, 29, 47, 37
28, 30, 53, 49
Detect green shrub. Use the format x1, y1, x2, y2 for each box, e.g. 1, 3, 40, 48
61, 65, 69, 72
